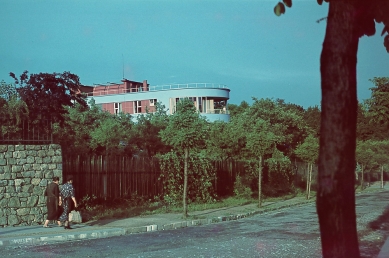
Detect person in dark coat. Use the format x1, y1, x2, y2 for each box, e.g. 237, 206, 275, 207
59, 176, 78, 229
43, 176, 62, 228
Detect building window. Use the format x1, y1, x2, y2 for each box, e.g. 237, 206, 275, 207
134, 100, 142, 113
150, 99, 157, 106
114, 102, 121, 114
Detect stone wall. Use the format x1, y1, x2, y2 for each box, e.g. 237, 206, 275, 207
0, 144, 62, 227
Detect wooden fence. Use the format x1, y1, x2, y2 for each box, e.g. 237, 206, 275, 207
64, 155, 389, 200
62, 155, 248, 200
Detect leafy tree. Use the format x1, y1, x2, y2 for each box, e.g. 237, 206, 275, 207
366, 77, 389, 126
133, 102, 170, 157
227, 100, 250, 118
53, 99, 102, 155
245, 119, 278, 207
248, 98, 308, 158
369, 140, 389, 189
356, 102, 374, 141
274, 0, 389, 256
159, 98, 208, 218
294, 134, 319, 199
206, 120, 245, 161
265, 148, 292, 195
355, 140, 375, 190
158, 151, 216, 206
9, 71, 87, 126
90, 112, 136, 156
303, 106, 321, 137
0, 81, 29, 139
363, 77, 389, 140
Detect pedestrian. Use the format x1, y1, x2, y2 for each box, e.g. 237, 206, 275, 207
59, 176, 78, 229
43, 176, 62, 228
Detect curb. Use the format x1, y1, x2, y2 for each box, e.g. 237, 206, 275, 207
0, 228, 126, 247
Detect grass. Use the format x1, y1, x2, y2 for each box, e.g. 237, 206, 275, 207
79, 191, 310, 222
80, 184, 386, 222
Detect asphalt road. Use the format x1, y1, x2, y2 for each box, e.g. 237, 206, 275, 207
3, 190, 389, 258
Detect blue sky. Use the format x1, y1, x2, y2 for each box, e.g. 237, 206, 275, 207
1, 0, 388, 108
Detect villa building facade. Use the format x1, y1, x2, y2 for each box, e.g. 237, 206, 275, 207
80, 79, 230, 122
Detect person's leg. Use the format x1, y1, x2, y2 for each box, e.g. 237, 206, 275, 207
64, 220, 72, 229
43, 219, 50, 227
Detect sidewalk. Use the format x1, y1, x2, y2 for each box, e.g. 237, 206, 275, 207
0, 196, 313, 247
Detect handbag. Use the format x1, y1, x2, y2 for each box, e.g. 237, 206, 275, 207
69, 210, 82, 223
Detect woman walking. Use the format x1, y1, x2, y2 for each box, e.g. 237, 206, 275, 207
43, 176, 62, 228
59, 176, 78, 229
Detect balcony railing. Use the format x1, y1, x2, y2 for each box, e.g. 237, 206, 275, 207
149, 83, 228, 91
85, 83, 228, 97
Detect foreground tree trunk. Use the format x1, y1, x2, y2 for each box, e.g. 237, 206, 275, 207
183, 148, 189, 218
317, 2, 360, 258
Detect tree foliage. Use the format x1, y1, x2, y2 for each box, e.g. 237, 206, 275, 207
9, 71, 87, 125
158, 151, 216, 206
366, 77, 389, 126
133, 102, 170, 157
0, 81, 29, 138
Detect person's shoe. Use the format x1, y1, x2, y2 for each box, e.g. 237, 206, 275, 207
64, 226, 72, 229
43, 225, 51, 228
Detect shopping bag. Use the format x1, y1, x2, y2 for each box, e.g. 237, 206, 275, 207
69, 210, 82, 223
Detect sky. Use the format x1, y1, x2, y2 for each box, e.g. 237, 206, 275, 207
1, 0, 388, 108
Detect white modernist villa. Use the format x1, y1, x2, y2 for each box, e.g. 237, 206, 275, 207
79, 79, 230, 122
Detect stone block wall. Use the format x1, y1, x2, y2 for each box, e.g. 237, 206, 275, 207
0, 144, 62, 227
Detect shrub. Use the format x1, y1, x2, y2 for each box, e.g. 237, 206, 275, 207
158, 151, 217, 206
233, 175, 252, 199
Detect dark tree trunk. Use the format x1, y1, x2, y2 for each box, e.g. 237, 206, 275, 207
317, 2, 360, 258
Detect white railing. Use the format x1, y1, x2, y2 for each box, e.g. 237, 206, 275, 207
148, 83, 228, 91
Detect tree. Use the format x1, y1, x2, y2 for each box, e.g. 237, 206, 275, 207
9, 71, 87, 126
227, 100, 250, 118
53, 99, 102, 155
245, 119, 279, 207
275, 0, 389, 257
369, 140, 389, 189
364, 77, 389, 140
294, 134, 319, 199
303, 106, 321, 137
366, 77, 389, 126
89, 112, 136, 156
159, 98, 208, 218
248, 98, 308, 157
0, 81, 29, 139
206, 120, 245, 161
356, 101, 374, 141
133, 102, 170, 157
355, 140, 375, 189
265, 148, 292, 194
